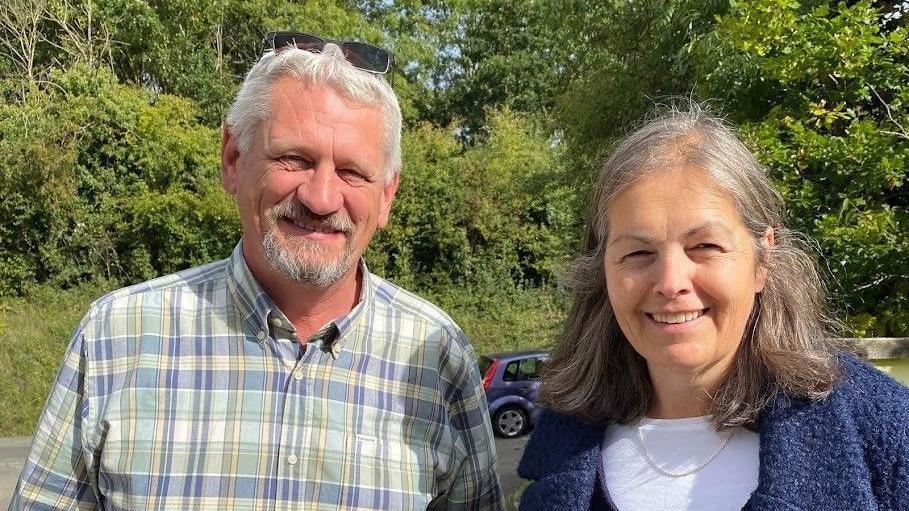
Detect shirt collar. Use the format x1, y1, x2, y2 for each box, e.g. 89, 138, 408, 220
226, 241, 374, 358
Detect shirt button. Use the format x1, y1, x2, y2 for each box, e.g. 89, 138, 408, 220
287, 454, 298, 465
293, 370, 304, 381
256, 330, 266, 340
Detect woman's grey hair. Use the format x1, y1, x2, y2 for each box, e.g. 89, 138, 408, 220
225, 44, 402, 183
540, 101, 843, 430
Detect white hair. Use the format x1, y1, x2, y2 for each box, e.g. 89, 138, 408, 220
226, 43, 402, 182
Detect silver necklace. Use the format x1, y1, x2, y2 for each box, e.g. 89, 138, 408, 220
636, 424, 735, 478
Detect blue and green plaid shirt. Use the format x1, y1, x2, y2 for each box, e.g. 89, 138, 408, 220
11, 243, 504, 510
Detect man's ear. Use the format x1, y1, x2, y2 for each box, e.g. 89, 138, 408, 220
377, 171, 400, 229
755, 226, 775, 293
221, 124, 240, 196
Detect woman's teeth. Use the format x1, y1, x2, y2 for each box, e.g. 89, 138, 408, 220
652, 310, 703, 324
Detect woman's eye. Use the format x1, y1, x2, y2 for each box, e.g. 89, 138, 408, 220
691, 243, 721, 251
624, 250, 652, 259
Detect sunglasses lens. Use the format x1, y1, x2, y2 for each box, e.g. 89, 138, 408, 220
270, 32, 324, 53
341, 42, 391, 73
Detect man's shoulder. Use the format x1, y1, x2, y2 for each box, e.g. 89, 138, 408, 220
366, 273, 481, 383
368, 272, 464, 338
81, 258, 231, 330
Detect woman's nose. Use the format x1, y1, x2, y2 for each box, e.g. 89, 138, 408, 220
652, 250, 693, 299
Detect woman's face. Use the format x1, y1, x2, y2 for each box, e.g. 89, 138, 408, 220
604, 167, 771, 382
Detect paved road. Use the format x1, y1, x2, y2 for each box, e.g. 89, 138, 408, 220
0, 435, 530, 509
495, 434, 530, 506
0, 437, 29, 510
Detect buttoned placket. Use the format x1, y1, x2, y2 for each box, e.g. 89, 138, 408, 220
227, 254, 369, 507
268, 315, 342, 507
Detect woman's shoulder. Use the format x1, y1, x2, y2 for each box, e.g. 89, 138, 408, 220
517, 409, 604, 480
758, 354, 909, 507
832, 354, 909, 418
517, 410, 606, 511
773, 354, 909, 430
825, 354, 909, 456
765, 353, 909, 455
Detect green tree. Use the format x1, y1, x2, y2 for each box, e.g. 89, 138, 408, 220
695, 0, 909, 335
435, 0, 581, 137
95, 0, 380, 123
440, 0, 728, 217
553, 0, 728, 169
0, 0, 451, 123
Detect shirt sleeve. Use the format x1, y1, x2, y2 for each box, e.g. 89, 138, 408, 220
436, 329, 505, 511
8, 323, 98, 511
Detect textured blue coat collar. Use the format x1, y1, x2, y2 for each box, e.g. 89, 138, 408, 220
517, 356, 909, 510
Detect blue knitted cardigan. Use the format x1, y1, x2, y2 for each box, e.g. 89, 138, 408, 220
517, 356, 909, 511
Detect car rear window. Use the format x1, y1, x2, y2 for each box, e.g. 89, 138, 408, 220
478, 356, 495, 376
503, 361, 520, 381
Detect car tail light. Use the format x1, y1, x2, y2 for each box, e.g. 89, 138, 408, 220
482, 359, 500, 391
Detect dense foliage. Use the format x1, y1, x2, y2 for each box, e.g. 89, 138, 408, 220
0, 66, 232, 294
693, 0, 909, 335
0, 0, 906, 338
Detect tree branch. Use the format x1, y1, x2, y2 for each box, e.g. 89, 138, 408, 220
870, 84, 909, 141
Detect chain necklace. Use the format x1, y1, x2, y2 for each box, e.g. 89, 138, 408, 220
636, 424, 735, 478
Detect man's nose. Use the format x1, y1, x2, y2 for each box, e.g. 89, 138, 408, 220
296, 163, 343, 215
652, 250, 693, 299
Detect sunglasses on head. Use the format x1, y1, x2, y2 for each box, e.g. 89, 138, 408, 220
263, 31, 394, 75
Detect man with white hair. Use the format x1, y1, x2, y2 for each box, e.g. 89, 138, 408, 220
10, 32, 504, 510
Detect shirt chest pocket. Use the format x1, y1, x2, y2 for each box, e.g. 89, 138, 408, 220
303, 426, 434, 510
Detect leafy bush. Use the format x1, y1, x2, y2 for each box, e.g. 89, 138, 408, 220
119, 183, 240, 281
429, 284, 566, 356
0, 66, 227, 294
367, 109, 578, 291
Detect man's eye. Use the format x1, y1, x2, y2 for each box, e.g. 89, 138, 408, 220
279, 156, 312, 169
691, 243, 721, 251
340, 169, 367, 181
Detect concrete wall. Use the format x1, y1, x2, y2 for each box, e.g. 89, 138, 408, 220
872, 358, 909, 385
854, 338, 909, 386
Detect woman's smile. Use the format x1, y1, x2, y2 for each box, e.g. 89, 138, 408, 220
645, 308, 710, 333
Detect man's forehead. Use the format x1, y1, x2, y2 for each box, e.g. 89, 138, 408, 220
254, 77, 384, 166
262, 79, 379, 138
268, 76, 377, 117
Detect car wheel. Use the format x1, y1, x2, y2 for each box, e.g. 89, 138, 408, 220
493, 406, 528, 438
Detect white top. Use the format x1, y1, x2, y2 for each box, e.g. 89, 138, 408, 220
601, 416, 759, 511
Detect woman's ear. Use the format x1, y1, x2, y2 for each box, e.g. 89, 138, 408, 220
755, 226, 775, 293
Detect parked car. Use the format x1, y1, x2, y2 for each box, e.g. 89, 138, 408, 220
479, 350, 548, 438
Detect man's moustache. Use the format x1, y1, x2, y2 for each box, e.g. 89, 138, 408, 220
271, 200, 354, 233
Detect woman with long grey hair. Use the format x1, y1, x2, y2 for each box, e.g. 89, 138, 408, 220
517, 104, 909, 511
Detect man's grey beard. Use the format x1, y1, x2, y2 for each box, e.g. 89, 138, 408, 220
261, 198, 356, 287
